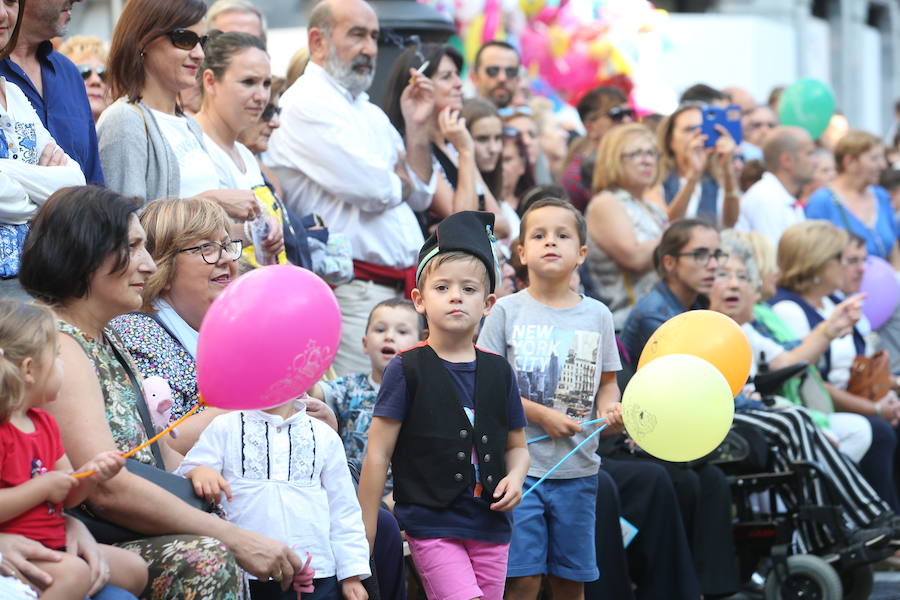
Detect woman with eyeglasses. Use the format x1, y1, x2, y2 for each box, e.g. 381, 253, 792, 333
20, 189, 303, 599
58, 36, 110, 123
618, 220, 743, 597
657, 104, 740, 227
381, 43, 509, 238
708, 231, 900, 553
563, 86, 633, 212
585, 123, 667, 329
97, 0, 259, 225
770, 220, 900, 510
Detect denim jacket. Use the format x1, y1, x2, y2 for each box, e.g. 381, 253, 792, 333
620, 281, 707, 371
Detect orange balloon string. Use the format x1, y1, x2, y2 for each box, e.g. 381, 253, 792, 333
73, 400, 206, 479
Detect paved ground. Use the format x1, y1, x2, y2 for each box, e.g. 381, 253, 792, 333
873, 572, 900, 599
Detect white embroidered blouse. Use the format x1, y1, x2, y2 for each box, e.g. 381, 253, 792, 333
176, 403, 371, 581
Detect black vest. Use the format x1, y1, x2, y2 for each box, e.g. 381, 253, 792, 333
392, 344, 510, 508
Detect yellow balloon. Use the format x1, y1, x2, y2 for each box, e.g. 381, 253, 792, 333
463, 15, 486, 68
548, 26, 570, 59
623, 354, 734, 462
519, 0, 545, 18
588, 39, 613, 61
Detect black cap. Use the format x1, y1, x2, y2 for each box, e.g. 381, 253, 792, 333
416, 211, 501, 293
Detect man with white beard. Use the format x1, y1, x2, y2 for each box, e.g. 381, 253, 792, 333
267, 0, 436, 376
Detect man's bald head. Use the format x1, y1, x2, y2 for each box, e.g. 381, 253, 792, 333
763, 126, 816, 191
308, 0, 379, 97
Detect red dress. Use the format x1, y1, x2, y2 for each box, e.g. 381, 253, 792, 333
0, 408, 66, 549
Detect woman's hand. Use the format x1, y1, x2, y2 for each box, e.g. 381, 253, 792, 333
877, 391, 900, 426
261, 214, 284, 258
0, 533, 64, 589
400, 69, 435, 132
64, 517, 109, 596
682, 128, 710, 181
202, 190, 260, 222
303, 396, 338, 432
438, 107, 473, 154
824, 293, 864, 339
185, 466, 233, 503
713, 124, 736, 169
223, 526, 303, 592
38, 143, 68, 167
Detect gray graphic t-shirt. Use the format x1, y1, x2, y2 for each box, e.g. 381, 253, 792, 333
477, 290, 621, 478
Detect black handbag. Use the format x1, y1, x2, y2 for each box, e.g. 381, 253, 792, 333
67, 333, 215, 544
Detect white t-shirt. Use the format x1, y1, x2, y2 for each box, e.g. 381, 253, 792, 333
151, 109, 220, 198
771, 297, 859, 389
500, 201, 520, 247
203, 134, 265, 191
741, 322, 786, 378
679, 176, 724, 226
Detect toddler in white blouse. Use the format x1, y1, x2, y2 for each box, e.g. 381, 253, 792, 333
177, 398, 371, 600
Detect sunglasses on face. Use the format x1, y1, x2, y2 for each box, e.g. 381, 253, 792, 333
484, 65, 519, 79
167, 28, 208, 51
607, 106, 635, 122
261, 104, 282, 122
78, 65, 106, 82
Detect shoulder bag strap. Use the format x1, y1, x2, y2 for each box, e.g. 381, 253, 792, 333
103, 332, 165, 468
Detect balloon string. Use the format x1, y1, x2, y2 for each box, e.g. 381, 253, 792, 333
527, 417, 606, 444
73, 401, 206, 479
522, 423, 609, 498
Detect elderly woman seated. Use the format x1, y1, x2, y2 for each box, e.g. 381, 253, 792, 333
708, 230, 899, 551
19, 186, 302, 599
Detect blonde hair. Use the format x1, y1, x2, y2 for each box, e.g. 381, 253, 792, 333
58, 35, 108, 64
834, 129, 882, 174
139, 197, 233, 311
730, 230, 777, 298
0, 300, 58, 423
777, 220, 848, 294
285, 47, 310, 90
592, 123, 659, 193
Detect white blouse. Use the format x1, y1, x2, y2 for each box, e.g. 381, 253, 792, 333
177, 403, 371, 581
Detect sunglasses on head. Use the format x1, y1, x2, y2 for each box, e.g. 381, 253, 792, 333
607, 106, 635, 122
78, 65, 106, 82
484, 65, 519, 79
166, 28, 208, 51
498, 105, 533, 119
261, 104, 282, 122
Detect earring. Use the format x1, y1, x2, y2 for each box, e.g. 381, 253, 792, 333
813, 275, 821, 284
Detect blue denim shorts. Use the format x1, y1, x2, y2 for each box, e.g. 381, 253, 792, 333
506, 474, 599, 581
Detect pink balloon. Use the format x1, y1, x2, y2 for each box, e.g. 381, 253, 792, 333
197, 265, 341, 410
860, 256, 900, 330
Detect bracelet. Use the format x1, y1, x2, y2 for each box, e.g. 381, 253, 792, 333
243, 220, 252, 242
876, 402, 883, 417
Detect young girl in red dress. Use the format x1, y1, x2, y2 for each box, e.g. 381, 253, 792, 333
0, 300, 147, 599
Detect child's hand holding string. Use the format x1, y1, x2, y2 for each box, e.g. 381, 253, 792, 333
185, 466, 233, 503
38, 471, 78, 503
77, 451, 125, 482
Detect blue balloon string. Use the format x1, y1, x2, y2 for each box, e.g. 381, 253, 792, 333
522, 423, 609, 498
526, 417, 606, 444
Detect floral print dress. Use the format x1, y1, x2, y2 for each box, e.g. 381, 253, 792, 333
58, 321, 240, 599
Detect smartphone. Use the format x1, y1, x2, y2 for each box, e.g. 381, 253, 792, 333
701, 105, 742, 147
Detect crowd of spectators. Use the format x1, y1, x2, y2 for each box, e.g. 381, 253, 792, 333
0, 0, 899, 598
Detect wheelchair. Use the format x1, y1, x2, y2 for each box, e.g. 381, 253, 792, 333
711, 361, 895, 600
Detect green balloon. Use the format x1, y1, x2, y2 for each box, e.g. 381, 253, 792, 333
778, 78, 836, 140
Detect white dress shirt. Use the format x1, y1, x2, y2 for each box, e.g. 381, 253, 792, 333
735, 172, 805, 245
266, 62, 436, 269
177, 403, 371, 581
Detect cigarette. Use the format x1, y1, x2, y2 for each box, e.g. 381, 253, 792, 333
409, 61, 429, 84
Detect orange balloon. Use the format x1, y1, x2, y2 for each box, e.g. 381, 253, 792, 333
637, 310, 752, 397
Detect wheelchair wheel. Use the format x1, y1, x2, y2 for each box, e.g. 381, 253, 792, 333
840, 564, 874, 600
764, 554, 843, 600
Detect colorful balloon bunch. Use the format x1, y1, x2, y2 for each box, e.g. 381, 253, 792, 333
623, 310, 750, 462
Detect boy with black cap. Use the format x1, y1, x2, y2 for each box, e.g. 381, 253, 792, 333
359, 211, 530, 600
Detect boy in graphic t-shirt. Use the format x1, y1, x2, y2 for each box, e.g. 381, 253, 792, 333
477, 198, 624, 600
359, 211, 530, 600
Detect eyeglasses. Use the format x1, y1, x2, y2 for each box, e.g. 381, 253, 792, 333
166, 28, 208, 51
841, 256, 866, 266
498, 105, 533, 119
484, 65, 519, 79
261, 104, 281, 122
621, 148, 659, 162
714, 270, 750, 283
676, 248, 728, 266
607, 106, 635, 122
78, 65, 106, 82
178, 240, 243, 264
747, 120, 777, 130
502, 125, 521, 138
